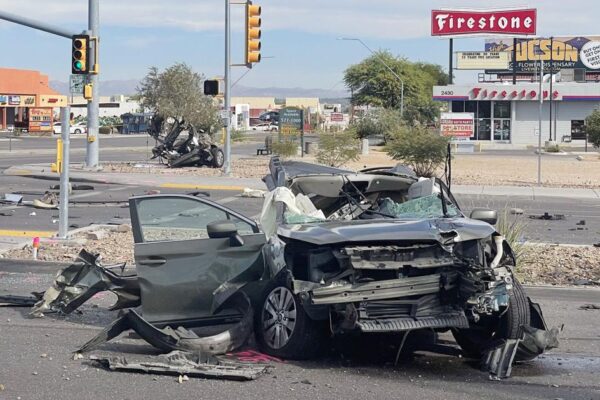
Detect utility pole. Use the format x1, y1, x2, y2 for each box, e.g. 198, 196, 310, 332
86, 0, 100, 168
537, 58, 544, 186
224, 0, 232, 176
58, 107, 71, 239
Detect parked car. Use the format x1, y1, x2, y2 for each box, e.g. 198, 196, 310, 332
53, 122, 87, 135
35, 158, 557, 376
251, 122, 278, 132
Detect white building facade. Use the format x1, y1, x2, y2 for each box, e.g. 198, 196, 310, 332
433, 82, 600, 146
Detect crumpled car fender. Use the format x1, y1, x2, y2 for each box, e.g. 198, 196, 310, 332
30, 249, 140, 316
77, 291, 253, 355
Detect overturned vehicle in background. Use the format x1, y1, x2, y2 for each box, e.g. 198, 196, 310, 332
147, 114, 224, 168
24, 157, 558, 379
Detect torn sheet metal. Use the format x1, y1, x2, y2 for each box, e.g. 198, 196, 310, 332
90, 350, 267, 381
482, 339, 520, 380
31, 249, 140, 316
78, 292, 253, 355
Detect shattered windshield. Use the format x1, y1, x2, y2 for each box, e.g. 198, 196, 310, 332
378, 194, 460, 219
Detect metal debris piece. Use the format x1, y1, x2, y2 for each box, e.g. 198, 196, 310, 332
0, 294, 40, 307
575, 220, 586, 226
482, 339, 520, 379
78, 292, 253, 355
1, 193, 23, 204
528, 212, 565, 220
90, 350, 267, 381
579, 303, 600, 310
509, 208, 524, 215
30, 249, 139, 316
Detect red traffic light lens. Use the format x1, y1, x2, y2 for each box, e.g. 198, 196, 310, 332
74, 39, 84, 49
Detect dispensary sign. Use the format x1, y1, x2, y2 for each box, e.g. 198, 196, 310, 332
431, 8, 536, 37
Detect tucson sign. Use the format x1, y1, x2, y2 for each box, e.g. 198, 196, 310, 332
431, 8, 537, 36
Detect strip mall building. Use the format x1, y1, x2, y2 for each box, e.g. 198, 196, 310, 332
431, 8, 600, 146
0, 68, 67, 133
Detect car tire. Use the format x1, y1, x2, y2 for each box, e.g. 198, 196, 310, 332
74, 129, 82, 134
211, 147, 224, 168
255, 281, 326, 359
452, 280, 531, 359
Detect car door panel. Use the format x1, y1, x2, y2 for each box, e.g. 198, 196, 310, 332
129, 195, 265, 325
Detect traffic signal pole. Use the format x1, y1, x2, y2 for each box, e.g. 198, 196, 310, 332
86, 0, 100, 168
0, 10, 77, 39
224, 0, 232, 176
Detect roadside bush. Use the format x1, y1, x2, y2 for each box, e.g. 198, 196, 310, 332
585, 109, 600, 148
271, 137, 298, 158
385, 125, 449, 177
496, 208, 529, 264
316, 130, 361, 167
231, 129, 246, 142
99, 126, 112, 135
353, 108, 404, 143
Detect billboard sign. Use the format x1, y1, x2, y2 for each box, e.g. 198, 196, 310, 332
440, 112, 474, 138
279, 107, 304, 135
485, 36, 600, 73
431, 8, 536, 37
456, 51, 510, 69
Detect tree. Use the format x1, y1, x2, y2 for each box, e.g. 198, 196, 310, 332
385, 126, 450, 177
137, 63, 220, 134
353, 108, 404, 143
316, 130, 361, 167
585, 109, 600, 148
344, 51, 448, 125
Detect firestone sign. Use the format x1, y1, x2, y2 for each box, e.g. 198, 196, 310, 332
431, 8, 537, 36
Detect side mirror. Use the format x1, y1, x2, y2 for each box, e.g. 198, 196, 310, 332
207, 220, 244, 247
470, 208, 498, 225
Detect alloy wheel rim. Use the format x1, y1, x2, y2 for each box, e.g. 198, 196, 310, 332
262, 286, 297, 349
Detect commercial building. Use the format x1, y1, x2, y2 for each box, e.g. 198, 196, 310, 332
0, 68, 67, 133
433, 36, 600, 146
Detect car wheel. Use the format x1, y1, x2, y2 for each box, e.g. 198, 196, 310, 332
74, 129, 82, 134
211, 147, 224, 168
452, 280, 531, 359
255, 282, 325, 359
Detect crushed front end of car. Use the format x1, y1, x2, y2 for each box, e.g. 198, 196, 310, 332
258, 157, 558, 377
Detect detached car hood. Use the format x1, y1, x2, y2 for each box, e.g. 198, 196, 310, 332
277, 217, 496, 245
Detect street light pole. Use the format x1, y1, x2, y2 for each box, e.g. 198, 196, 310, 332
338, 37, 404, 116
86, 0, 100, 169
537, 58, 544, 186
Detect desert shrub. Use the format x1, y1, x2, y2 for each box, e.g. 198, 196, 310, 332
271, 137, 298, 158
585, 109, 600, 148
316, 130, 361, 167
353, 108, 404, 143
385, 125, 449, 177
496, 208, 529, 264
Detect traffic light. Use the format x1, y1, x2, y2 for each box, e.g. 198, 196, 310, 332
72, 35, 90, 74
246, 1, 261, 66
204, 79, 220, 96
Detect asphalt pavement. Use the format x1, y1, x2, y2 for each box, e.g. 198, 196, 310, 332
0, 269, 598, 400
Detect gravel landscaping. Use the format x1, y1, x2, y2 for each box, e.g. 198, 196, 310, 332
2, 227, 598, 287
101, 150, 600, 188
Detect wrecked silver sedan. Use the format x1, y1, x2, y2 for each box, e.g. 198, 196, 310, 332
28, 157, 557, 378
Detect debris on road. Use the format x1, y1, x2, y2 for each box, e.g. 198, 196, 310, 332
509, 208, 524, 215
77, 292, 252, 355
0, 294, 40, 307
31, 249, 139, 316
578, 304, 600, 310
32, 191, 58, 210
241, 188, 266, 198
528, 212, 565, 220
1, 193, 23, 204
90, 350, 267, 381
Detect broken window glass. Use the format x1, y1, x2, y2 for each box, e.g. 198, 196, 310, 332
378, 194, 460, 219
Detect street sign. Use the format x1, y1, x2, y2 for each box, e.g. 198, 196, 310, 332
456, 51, 509, 70
431, 8, 537, 37
69, 74, 85, 95
278, 107, 304, 135
440, 112, 474, 138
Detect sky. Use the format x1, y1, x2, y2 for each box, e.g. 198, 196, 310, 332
0, 0, 599, 92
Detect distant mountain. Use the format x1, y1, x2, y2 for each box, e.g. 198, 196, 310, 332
50, 79, 140, 96
50, 79, 349, 100
232, 85, 349, 99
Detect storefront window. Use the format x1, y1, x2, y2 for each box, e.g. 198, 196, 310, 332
571, 120, 586, 140
451, 101, 464, 112
493, 101, 511, 118
477, 118, 491, 140
478, 101, 491, 118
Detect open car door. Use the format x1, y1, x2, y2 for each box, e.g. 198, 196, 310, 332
129, 194, 265, 326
